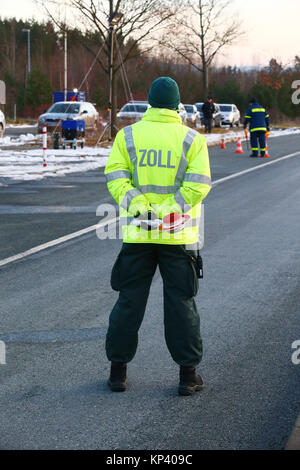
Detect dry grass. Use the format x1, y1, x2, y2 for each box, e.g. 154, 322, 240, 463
271, 121, 300, 130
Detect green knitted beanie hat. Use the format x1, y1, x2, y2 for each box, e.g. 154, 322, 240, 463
148, 77, 180, 109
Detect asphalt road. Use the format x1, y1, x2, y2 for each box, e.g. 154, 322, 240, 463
4, 125, 38, 137
0, 134, 300, 450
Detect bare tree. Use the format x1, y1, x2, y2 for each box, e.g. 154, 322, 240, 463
163, 0, 244, 97
39, 0, 180, 137
261, 58, 284, 122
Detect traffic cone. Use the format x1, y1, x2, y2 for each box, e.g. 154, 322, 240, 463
265, 144, 270, 158
235, 137, 244, 154
220, 138, 226, 149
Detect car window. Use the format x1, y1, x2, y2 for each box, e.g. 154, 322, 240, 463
220, 105, 233, 112
184, 105, 195, 113
48, 103, 80, 114
121, 104, 148, 113
195, 103, 203, 112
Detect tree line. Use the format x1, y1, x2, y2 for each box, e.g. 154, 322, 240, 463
0, 15, 299, 123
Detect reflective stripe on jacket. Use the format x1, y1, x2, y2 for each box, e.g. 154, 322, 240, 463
104, 107, 211, 244
244, 101, 270, 132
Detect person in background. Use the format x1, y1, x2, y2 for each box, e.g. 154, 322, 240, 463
202, 97, 215, 134
244, 98, 270, 158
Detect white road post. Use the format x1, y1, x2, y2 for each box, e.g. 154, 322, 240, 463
42, 126, 47, 167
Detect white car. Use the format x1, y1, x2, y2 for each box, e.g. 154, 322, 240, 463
220, 104, 240, 127
178, 103, 188, 124
117, 101, 188, 124
117, 101, 150, 123
38, 101, 99, 133
183, 104, 199, 125
194, 102, 222, 128
0, 109, 5, 137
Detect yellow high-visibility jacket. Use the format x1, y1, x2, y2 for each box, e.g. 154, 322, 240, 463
104, 107, 212, 244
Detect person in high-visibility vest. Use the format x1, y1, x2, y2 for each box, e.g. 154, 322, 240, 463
104, 77, 212, 396
244, 98, 270, 158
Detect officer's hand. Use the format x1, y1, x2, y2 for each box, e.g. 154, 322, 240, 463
134, 209, 159, 220
134, 211, 161, 231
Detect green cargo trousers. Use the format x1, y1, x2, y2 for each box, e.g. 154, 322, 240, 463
105, 243, 203, 367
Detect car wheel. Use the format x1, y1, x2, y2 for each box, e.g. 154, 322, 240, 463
0, 123, 4, 138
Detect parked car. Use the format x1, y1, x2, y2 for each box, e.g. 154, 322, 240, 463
0, 109, 5, 137
194, 102, 222, 128
183, 104, 199, 125
219, 104, 241, 127
212, 103, 222, 127
117, 101, 150, 123
194, 102, 204, 125
117, 101, 188, 124
178, 103, 188, 124
37, 101, 99, 133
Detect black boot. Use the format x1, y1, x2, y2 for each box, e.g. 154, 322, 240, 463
178, 366, 204, 396
108, 362, 127, 392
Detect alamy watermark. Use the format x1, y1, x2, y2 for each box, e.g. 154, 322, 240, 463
0, 340, 6, 365
291, 80, 300, 105
291, 340, 300, 365
95, 202, 205, 250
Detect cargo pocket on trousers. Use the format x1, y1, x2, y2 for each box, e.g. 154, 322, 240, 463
189, 262, 199, 297
183, 248, 199, 298
110, 255, 122, 291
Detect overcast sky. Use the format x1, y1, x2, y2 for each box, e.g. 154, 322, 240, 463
0, 0, 299, 67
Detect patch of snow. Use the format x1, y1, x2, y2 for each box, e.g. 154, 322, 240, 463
0, 133, 39, 147
269, 127, 300, 138
202, 127, 300, 146
0, 126, 299, 182
0, 136, 12, 146
6, 123, 38, 128
0, 146, 111, 181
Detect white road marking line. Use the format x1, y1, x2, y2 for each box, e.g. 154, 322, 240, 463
212, 151, 300, 186
0, 217, 119, 268
1, 150, 300, 269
